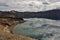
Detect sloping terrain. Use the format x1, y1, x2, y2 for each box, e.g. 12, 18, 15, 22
0, 18, 36, 40
0, 9, 60, 20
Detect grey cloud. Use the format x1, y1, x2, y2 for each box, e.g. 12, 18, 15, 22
0, 3, 8, 7
48, 0, 60, 3
0, 0, 60, 12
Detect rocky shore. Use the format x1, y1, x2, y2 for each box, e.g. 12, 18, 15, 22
0, 18, 36, 40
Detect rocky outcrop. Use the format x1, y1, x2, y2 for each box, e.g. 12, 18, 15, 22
0, 25, 36, 40
0, 17, 25, 33
0, 17, 36, 40
0, 11, 37, 40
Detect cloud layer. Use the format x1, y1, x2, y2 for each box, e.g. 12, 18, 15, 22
0, 0, 60, 12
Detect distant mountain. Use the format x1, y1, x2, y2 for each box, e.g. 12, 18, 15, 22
0, 9, 60, 20
15, 9, 60, 20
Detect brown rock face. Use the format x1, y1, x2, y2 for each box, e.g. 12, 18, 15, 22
0, 28, 36, 40
0, 18, 36, 40
0, 18, 25, 33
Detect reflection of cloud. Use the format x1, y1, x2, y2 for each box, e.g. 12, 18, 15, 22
0, 0, 60, 12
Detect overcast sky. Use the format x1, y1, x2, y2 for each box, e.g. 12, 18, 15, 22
0, 0, 60, 12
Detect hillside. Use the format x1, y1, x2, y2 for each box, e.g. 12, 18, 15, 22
0, 9, 60, 20
0, 9, 59, 40
16, 9, 60, 20
0, 15, 36, 40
